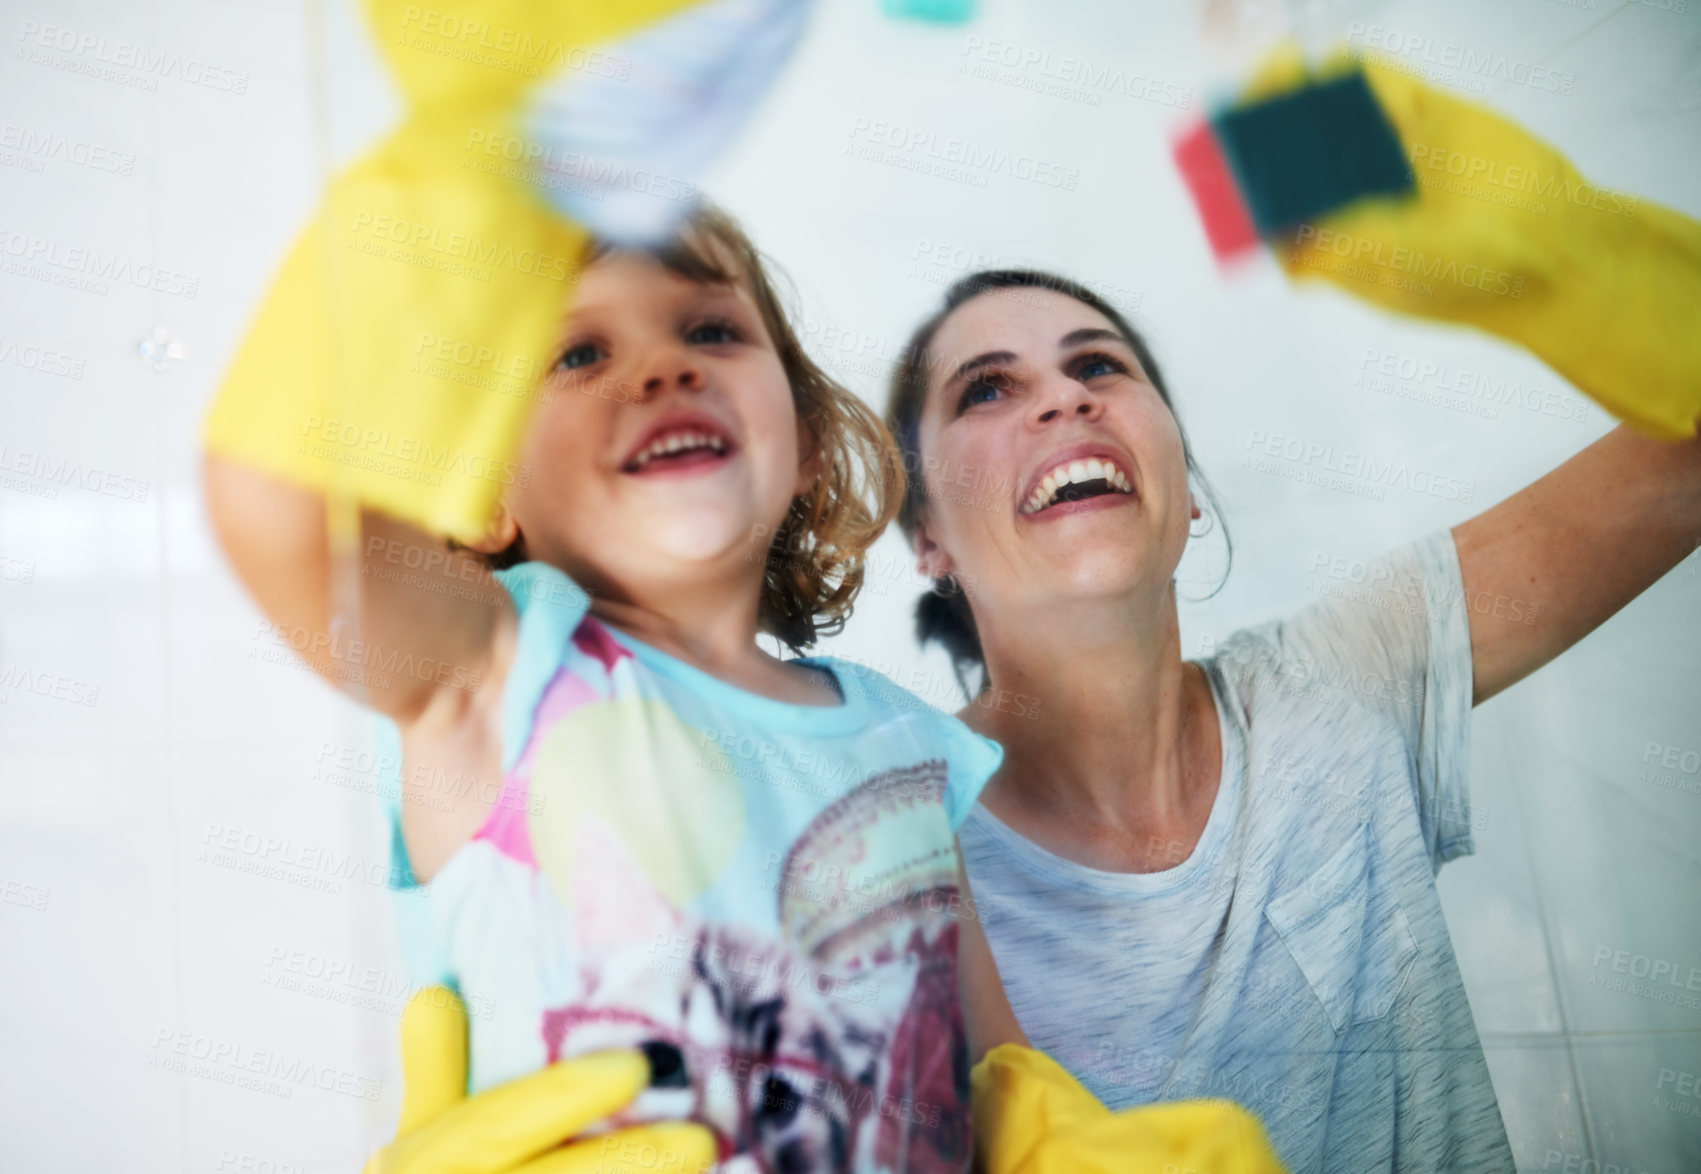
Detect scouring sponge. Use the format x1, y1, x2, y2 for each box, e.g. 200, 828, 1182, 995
1174, 67, 1413, 262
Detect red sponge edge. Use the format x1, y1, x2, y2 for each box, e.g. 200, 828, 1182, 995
1172, 119, 1259, 263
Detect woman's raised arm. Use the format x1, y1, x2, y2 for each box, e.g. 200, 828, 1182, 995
1453, 424, 1701, 706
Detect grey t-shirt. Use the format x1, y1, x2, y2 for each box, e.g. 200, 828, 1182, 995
958, 529, 1513, 1173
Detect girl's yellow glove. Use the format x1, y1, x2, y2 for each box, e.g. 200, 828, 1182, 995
970, 1044, 1287, 1174
1261, 46, 1701, 441
203, 0, 700, 543
363, 987, 717, 1174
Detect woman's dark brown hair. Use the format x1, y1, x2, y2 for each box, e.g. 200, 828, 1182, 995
884, 269, 1230, 697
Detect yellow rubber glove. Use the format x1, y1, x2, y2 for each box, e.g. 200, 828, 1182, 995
202, 0, 701, 543
363, 987, 718, 1174
1259, 46, 1701, 441
970, 1044, 1287, 1174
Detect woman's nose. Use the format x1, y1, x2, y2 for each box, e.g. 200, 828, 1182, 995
1030, 374, 1104, 425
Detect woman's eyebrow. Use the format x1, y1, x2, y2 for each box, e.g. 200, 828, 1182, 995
943, 350, 1018, 391
1058, 327, 1124, 349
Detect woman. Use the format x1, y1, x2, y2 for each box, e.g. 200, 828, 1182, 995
884, 268, 1701, 1172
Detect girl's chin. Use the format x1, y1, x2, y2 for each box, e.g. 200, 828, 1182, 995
630, 516, 775, 564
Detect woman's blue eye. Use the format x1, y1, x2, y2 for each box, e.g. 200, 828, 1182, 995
558, 342, 602, 370
1076, 354, 1124, 380
959, 380, 1003, 411
687, 320, 738, 345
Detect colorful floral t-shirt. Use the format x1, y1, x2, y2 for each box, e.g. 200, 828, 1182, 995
379, 561, 1003, 1174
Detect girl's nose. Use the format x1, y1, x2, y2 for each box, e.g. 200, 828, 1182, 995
639, 348, 705, 401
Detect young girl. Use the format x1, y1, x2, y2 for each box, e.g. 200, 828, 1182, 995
204, 206, 1017, 1173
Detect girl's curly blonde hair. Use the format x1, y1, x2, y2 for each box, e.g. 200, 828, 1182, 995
521, 204, 904, 651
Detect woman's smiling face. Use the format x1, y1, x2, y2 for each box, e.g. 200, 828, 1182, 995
913, 286, 1196, 614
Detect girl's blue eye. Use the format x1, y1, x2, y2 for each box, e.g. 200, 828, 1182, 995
558, 342, 602, 370
687, 320, 738, 345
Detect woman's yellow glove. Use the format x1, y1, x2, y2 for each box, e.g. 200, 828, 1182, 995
970, 1044, 1287, 1174
363, 987, 717, 1174
1260, 46, 1701, 440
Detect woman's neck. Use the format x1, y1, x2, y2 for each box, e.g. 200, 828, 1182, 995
963, 582, 1221, 871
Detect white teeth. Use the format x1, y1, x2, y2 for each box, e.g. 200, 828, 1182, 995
632, 430, 726, 469
1020, 455, 1135, 514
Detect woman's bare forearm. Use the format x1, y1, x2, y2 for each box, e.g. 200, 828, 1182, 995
1453, 423, 1701, 705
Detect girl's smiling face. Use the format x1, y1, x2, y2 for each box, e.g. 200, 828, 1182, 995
497, 244, 816, 604
912, 287, 1196, 613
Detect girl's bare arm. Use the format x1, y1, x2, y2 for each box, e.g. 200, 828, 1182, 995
956, 846, 1029, 1064
203, 454, 514, 726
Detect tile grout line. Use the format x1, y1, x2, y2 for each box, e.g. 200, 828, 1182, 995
1482, 1028, 1701, 1044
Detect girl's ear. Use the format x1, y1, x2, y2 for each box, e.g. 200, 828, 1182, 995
792, 415, 824, 497
912, 516, 955, 582
461, 501, 522, 558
